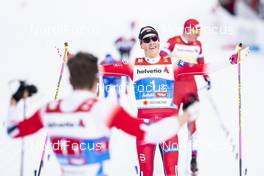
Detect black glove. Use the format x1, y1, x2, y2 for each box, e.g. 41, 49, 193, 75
204, 77, 211, 90
182, 94, 198, 111
12, 81, 38, 103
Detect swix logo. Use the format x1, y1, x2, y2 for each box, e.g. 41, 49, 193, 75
156, 92, 167, 97
163, 67, 169, 73
137, 68, 162, 74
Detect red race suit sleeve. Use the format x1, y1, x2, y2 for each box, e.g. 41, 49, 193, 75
196, 41, 209, 79
173, 62, 208, 78
100, 63, 133, 79
7, 109, 44, 138
106, 106, 145, 140
160, 37, 175, 57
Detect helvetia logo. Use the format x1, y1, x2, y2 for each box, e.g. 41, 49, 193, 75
137, 67, 170, 74
137, 68, 162, 74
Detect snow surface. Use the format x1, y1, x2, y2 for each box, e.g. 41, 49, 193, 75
0, 0, 263, 175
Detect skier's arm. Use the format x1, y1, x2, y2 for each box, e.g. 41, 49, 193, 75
6, 81, 41, 138
106, 106, 145, 140
99, 63, 133, 79
173, 56, 245, 78
160, 38, 174, 57
173, 63, 207, 78
196, 43, 210, 80
7, 100, 44, 138
174, 46, 250, 77
196, 43, 211, 89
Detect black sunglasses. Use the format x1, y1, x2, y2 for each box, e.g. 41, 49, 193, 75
142, 36, 159, 43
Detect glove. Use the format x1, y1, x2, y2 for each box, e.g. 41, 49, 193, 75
204, 77, 211, 90
12, 81, 38, 103
183, 94, 200, 122
229, 53, 239, 64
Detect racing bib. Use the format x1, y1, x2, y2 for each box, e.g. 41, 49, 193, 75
172, 44, 200, 64
133, 57, 175, 109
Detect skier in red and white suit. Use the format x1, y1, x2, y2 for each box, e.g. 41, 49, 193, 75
160, 18, 211, 173
101, 26, 211, 176
6, 52, 198, 176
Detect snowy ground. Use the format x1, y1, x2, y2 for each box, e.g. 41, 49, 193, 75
0, 0, 263, 175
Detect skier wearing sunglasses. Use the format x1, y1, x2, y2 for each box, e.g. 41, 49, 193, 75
100, 26, 212, 176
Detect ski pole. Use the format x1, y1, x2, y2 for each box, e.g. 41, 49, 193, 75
20, 96, 26, 176
230, 43, 248, 176
236, 43, 243, 176
36, 42, 69, 176
45, 45, 64, 162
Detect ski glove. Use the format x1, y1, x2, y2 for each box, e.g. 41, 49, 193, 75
204, 77, 211, 90
12, 81, 38, 103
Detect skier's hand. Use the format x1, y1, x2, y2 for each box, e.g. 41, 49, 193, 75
204, 77, 211, 90
12, 81, 38, 103
183, 94, 200, 122
229, 44, 250, 65
229, 53, 239, 64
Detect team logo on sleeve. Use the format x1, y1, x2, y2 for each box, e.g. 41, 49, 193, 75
177, 60, 185, 67
138, 58, 143, 63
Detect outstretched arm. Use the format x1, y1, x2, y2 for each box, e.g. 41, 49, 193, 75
7, 99, 44, 138
173, 46, 250, 78
173, 62, 207, 78
106, 106, 145, 140
99, 63, 133, 79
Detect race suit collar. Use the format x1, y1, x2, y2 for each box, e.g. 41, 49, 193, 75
145, 57, 160, 64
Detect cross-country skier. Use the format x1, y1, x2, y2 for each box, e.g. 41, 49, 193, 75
100, 54, 122, 100
160, 18, 209, 173
115, 36, 136, 61
114, 21, 137, 95
100, 26, 216, 176
6, 52, 199, 176
114, 21, 136, 61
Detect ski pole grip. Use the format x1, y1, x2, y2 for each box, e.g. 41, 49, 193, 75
63, 42, 69, 63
